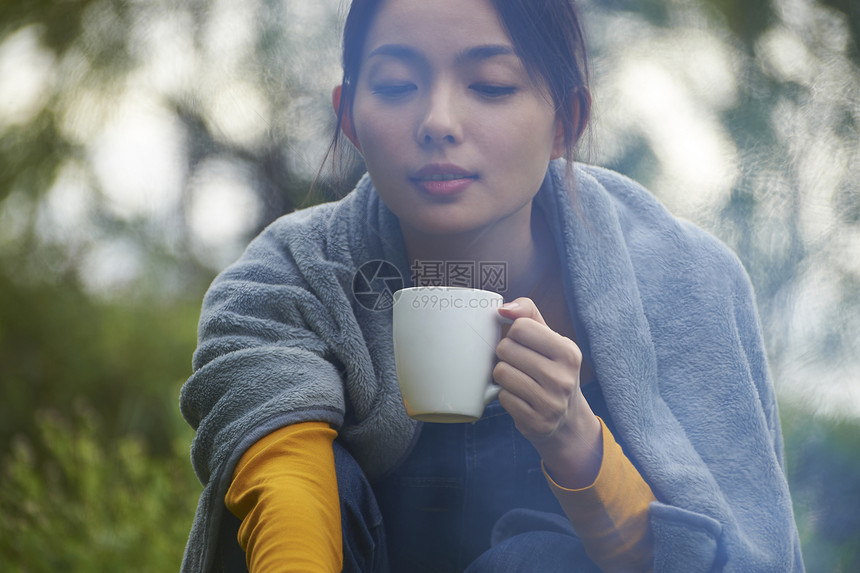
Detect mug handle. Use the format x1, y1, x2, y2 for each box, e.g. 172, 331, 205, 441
483, 383, 501, 405
484, 313, 514, 404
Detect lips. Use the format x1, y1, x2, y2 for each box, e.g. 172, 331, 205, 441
410, 164, 477, 196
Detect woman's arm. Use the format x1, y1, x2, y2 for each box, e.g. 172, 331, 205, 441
225, 422, 342, 572
495, 297, 655, 572
544, 418, 656, 573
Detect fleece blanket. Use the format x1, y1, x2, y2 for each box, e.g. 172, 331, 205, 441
179, 160, 804, 572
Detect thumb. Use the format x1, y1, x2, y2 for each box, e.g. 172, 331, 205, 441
498, 297, 547, 327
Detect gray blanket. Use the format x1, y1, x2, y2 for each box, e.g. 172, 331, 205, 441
180, 160, 804, 571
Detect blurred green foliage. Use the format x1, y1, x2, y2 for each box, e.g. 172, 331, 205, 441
0, 262, 205, 570
0, 268, 202, 458
0, 272, 199, 453
0, 407, 199, 572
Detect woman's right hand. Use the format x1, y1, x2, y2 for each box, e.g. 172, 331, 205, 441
494, 297, 603, 489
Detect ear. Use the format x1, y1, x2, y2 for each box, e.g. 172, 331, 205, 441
332, 85, 361, 152
551, 87, 591, 160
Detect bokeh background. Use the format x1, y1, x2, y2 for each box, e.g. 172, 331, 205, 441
1, 0, 858, 570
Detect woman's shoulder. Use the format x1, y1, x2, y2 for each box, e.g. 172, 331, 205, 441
219, 175, 378, 275
257, 174, 374, 247
574, 163, 750, 288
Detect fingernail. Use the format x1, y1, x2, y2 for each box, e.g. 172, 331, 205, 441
501, 302, 519, 310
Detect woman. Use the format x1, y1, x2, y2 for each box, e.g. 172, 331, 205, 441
180, 0, 804, 571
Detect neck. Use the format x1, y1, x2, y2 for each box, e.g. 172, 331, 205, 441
402, 201, 555, 300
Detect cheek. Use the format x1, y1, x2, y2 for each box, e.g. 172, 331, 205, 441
478, 107, 557, 164
352, 102, 406, 156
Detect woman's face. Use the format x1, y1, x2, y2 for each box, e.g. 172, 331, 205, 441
345, 0, 563, 240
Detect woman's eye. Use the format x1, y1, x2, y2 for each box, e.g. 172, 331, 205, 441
471, 84, 517, 98
372, 83, 417, 99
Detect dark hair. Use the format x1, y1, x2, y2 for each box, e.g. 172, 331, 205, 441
323, 0, 591, 182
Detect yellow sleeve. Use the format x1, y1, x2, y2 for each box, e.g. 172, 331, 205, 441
225, 422, 342, 573
544, 417, 656, 573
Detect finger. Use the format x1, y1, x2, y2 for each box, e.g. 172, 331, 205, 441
497, 387, 541, 429
496, 372, 547, 428
493, 359, 569, 414
493, 358, 535, 395
498, 297, 547, 327
496, 336, 556, 387
501, 318, 583, 367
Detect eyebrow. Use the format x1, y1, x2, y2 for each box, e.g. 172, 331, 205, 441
366, 43, 517, 65
457, 44, 516, 64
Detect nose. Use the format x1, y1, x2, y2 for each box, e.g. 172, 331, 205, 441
416, 85, 462, 146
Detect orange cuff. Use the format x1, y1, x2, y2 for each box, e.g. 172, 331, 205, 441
544, 417, 656, 573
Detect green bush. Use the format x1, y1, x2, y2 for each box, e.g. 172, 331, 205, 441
0, 268, 207, 461
0, 407, 200, 572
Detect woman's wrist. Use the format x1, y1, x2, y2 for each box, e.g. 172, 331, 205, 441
536, 394, 603, 489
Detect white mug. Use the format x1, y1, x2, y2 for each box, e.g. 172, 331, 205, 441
392, 286, 506, 423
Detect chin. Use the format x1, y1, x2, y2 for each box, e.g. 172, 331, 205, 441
406, 214, 497, 240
